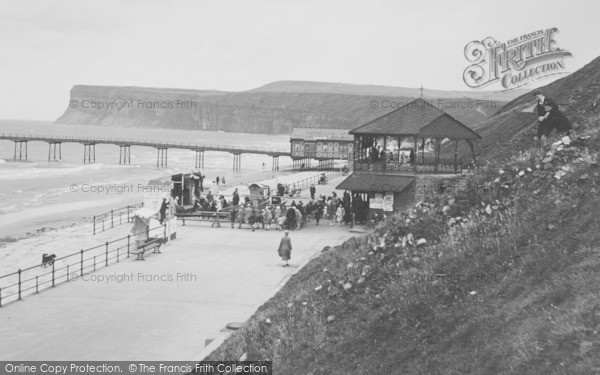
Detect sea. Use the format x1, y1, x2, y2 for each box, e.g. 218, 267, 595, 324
0, 120, 292, 238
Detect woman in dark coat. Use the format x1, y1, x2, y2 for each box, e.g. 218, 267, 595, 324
286, 207, 297, 231
278, 231, 292, 267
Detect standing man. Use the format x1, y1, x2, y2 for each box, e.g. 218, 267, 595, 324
277, 231, 292, 267
232, 188, 240, 206
216, 176, 220, 186
159, 198, 169, 224
310, 184, 316, 200
199, 174, 205, 192
314, 200, 323, 226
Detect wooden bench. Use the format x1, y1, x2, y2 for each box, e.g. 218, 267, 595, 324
176, 211, 231, 227
131, 237, 164, 260
288, 188, 302, 198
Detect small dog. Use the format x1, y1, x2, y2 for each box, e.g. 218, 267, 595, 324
41, 253, 56, 268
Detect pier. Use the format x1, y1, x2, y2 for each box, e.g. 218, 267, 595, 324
0, 133, 291, 171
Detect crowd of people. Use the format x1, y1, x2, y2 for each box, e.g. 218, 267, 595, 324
176, 173, 389, 231
225, 189, 382, 231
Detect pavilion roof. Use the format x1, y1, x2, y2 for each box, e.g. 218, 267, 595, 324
349, 98, 481, 139
336, 173, 415, 192
290, 127, 354, 142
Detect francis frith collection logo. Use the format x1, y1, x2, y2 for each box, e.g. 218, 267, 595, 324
463, 27, 572, 90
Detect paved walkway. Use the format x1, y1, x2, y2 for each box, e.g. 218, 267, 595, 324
0, 177, 354, 360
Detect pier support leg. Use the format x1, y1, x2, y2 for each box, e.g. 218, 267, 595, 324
84, 144, 96, 164
13, 141, 28, 161
156, 148, 167, 168
119, 145, 131, 165
195, 150, 204, 169
232, 153, 241, 171
271, 156, 279, 171
48, 142, 62, 162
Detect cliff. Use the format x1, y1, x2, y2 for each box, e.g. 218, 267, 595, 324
55, 82, 524, 135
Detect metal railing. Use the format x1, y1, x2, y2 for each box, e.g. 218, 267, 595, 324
273, 170, 345, 196
92, 203, 144, 235
354, 157, 463, 174
0, 223, 168, 307
0, 133, 290, 156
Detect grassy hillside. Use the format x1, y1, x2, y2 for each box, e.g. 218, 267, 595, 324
205, 125, 600, 375
201, 58, 600, 374
458, 56, 600, 162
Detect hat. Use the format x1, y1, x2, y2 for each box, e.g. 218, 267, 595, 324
532, 89, 543, 96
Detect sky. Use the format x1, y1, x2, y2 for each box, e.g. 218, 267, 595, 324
0, 0, 599, 120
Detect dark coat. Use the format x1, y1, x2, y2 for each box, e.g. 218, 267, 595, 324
536, 97, 572, 133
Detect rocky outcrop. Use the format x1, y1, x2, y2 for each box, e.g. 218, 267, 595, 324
56, 83, 510, 135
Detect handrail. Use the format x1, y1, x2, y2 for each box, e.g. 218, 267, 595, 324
92, 202, 145, 235
0, 222, 169, 307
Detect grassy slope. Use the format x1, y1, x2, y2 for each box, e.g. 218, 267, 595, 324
205, 127, 600, 374
203, 59, 600, 374
447, 56, 600, 164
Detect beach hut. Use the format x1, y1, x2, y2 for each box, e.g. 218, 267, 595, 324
248, 183, 270, 206
170, 170, 204, 206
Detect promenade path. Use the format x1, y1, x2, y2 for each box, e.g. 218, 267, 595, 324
0, 178, 354, 360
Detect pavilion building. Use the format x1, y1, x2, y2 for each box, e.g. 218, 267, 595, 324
337, 98, 481, 213
289, 127, 354, 170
